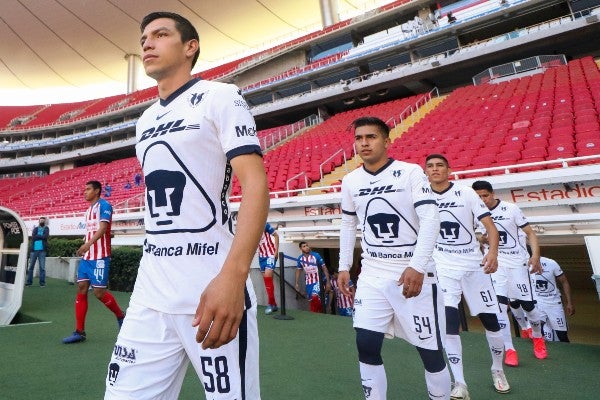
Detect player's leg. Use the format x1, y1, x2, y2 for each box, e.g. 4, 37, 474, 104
356, 328, 387, 400
185, 285, 261, 399
63, 261, 92, 343
507, 267, 547, 359
461, 271, 508, 393
437, 270, 468, 396
260, 257, 278, 314
491, 268, 517, 366
510, 302, 532, 339
307, 282, 322, 313
90, 257, 125, 327
544, 303, 570, 343
554, 329, 569, 342
104, 303, 190, 399
392, 281, 450, 399
416, 346, 452, 400
353, 275, 395, 400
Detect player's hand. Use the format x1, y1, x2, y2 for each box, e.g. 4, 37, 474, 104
479, 233, 489, 245
76, 242, 90, 257
481, 252, 498, 274
192, 269, 246, 349
528, 256, 542, 274
398, 267, 424, 298
566, 303, 575, 316
338, 271, 352, 296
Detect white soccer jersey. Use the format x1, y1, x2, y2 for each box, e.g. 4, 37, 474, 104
485, 200, 530, 267
131, 78, 261, 314
340, 159, 439, 281
532, 257, 565, 304
432, 182, 490, 270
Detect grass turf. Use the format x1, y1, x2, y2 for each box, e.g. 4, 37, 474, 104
1, 278, 599, 399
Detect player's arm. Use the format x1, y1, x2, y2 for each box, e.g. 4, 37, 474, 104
273, 231, 279, 260
338, 202, 358, 297
401, 169, 439, 298
193, 153, 268, 349
295, 266, 303, 293
77, 221, 108, 256
522, 224, 541, 273
479, 215, 498, 274
321, 263, 332, 291
557, 273, 575, 316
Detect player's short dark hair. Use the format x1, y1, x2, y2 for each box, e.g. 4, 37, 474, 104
472, 180, 494, 192
425, 153, 449, 166
352, 116, 390, 139
86, 180, 102, 192
141, 12, 200, 68
299, 241, 307, 248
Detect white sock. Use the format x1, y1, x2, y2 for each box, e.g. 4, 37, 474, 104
497, 304, 515, 350
485, 329, 505, 371
524, 307, 543, 338
510, 305, 530, 330
425, 367, 451, 400
359, 362, 387, 400
445, 334, 465, 385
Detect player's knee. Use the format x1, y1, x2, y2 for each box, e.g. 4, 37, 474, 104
416, 347, 446, 373
445, 306, 460, 335
497, 295, 509, 306
355, 328, 384, 365
521, 300, 536, 312
94, 288, 107, 300
479, 312, 500, 332
555, 330, 570, 342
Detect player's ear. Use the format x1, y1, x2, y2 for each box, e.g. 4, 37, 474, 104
185, 39, 199, 60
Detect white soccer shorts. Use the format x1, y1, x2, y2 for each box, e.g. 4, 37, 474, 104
437, 268, 499, 315
104, 302, 260, 400
491, 263, 535, 301
353, 274, 445, 351
537, 301, 568, 332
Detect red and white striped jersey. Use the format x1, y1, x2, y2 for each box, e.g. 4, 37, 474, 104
332, 277, 354, 309
297, 252, 325, 285
83, 198, 112, 260
258, 223, 277, 258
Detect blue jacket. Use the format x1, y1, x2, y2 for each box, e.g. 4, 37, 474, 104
31, 225, 49, 252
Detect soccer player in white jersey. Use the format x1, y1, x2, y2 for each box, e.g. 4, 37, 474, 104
532, 256, 575, 342
472, 180, 547, 366
104, 12, 268, 399
63, 180, 125, 344
338, 117, 451, 400
258, 222, 279, 314
425, 154, 509, 398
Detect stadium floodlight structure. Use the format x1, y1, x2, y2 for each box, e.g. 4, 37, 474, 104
0, 206, 29, 326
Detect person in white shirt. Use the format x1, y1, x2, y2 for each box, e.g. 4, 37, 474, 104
104, 12, 268, 399
425, 154, 509, 398
533, 255, 574, 342
473, 180, 547, 367
338, 117, 450, 400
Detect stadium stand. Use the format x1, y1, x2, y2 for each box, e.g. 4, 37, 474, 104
388, 56, 600, 176
229, 94, 427, 199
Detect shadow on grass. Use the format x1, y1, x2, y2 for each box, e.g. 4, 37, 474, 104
10, 312, 44, 325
